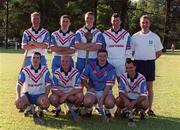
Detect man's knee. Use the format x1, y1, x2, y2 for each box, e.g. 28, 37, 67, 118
83, 94, 96, 108
37, 94, 50, 109
75, 93, 84, 105
49, 94, 59, 107
104, 95, 115, 109
115, 96, 124, 108
15, 96, 29, 110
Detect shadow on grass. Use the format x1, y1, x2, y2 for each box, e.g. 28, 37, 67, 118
162, 50, 180, 55
0, 47, 24, 54
38, 113, 180, 130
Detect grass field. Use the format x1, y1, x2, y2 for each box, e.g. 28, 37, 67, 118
0, 48, 180, 130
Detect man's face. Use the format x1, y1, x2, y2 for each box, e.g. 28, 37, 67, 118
126, 63, 136, 75
85, 14, 94, 26
60, 17, 71, 30
31, 15, 40, 27
31, 54, 41, 67
140, 18, 151, 31
98, 52, 108, 66
61, 57, 70, 70
111, 17, 121, 28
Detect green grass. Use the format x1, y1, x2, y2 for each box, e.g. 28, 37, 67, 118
0, 48, 180, 130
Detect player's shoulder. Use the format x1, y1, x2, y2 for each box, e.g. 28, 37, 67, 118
76, 27, 84, 33
149, 31, 160, 39
132, 31, 141, 37
51, 30, 59, 35
104, 28, 111, 33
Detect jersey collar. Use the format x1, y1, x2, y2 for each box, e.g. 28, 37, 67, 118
127, 72, 138, 82
30, 64, 41, 73
32, 26, 42, 34
59, 29, 70, 36
111, 27, 122, 34
84, 26, 95, 32
96, 61, 108, 69
60, 66, 72, 76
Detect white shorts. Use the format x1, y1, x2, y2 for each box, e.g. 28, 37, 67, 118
108, 58, 126, 77
87, 90, 112, 101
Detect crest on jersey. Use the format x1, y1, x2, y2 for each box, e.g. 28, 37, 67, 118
149, 40, 153, 45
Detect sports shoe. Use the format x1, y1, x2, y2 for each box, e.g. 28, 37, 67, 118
71, 110, 82, 123
24, 106, 32, 117
33, 113, 45, 125
147, 109, 156, 117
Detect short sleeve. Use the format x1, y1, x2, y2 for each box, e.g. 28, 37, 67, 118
75, 32, 82, 44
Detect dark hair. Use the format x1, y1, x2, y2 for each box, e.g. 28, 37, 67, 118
60, 15, 71, 21
111, 13, 121, 20
97, 49, 108, 55
85, 11, 95, 17
34, 52, 41, 59
126, 58, 136, 66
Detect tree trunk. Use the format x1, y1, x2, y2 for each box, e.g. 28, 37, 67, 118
163, 0, 171, 52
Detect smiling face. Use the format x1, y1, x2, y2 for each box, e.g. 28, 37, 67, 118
140, 16, 151, 33
98, 51, 108, 67
85, 13, 95, 27
111, 16, 121, 30
60, 17, 71, 31
126, 62, 136, 76
31, 53, 41, 68
61, 56, 70, 71
31, 14, 40, 28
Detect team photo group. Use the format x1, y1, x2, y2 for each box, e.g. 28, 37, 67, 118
15, 11, 163, 126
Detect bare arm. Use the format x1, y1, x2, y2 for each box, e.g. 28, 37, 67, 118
29, 41, 48, 49
65, 88, 82, 97
22, 44, 37, 50
75, 42, 92, 50
45, 85, 51, 96
156, 50, 162, 59
50, 46, 75, 55
16, 84, 21, 100
87, 43, 102, 51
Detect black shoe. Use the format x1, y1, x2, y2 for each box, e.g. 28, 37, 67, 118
105, 110, 111, 118
33, 113, 45, 124
55, 108, 61, 117
147, 109, 156, 117
140, 111, 145, 120
24, 106, 32, 117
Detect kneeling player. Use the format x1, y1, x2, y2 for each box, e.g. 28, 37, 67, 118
49, 56, 83, 122
115, 58, 149, 126
15, 52, 51, 124
81, 49, 116, 122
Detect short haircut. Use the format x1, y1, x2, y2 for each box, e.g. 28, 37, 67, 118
97, 49, 108, 56
126, 58, 136, 66
60, 15, 71, 21
33, 52, 41, 59
85, 11, 95, 17
31, 12, 40, 18
140, 15, 151, 22
111, 13, 121, 20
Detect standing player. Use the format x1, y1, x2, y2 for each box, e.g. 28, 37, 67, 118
75, 11, 104, 74
49, 56, 83, 122
50, 15, 76, 73
22, 12, 50, 66
115, 58, 149, 126
15, 52, 51, 124
103, 13, 132, 81
81, 49, 116, 122
131, 15, 163, 116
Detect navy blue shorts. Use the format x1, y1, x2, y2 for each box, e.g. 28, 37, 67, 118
135, 60, 155, 81
25, 92, 44, 105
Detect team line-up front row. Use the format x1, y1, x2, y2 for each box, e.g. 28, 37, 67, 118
15, 11, 163, 124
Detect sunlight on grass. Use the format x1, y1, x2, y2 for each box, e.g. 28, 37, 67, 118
0, 49, 180, 130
